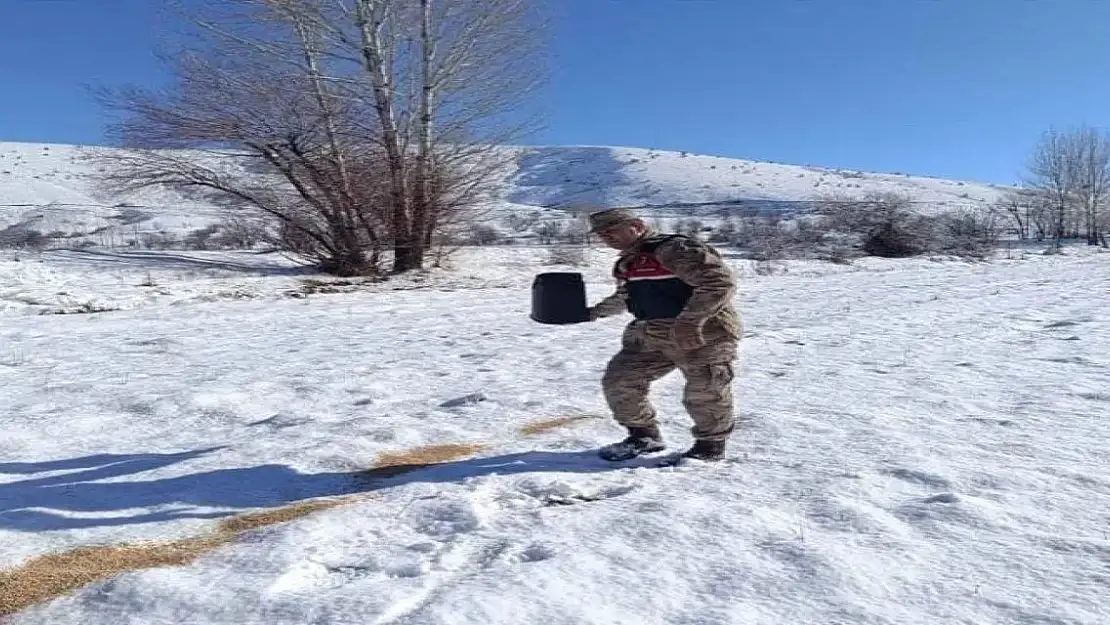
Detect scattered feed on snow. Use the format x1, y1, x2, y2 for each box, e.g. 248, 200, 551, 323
0, 497, 354, 617
367, 443, 489, 479
518, 415, 598, 436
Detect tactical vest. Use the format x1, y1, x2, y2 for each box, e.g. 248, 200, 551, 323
613, 234, 695, 320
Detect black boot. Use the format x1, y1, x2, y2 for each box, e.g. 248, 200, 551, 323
681, 438, 726, 462
598, 425, 666, 461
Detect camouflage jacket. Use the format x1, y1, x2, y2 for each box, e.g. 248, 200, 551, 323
589, 233, 741, 340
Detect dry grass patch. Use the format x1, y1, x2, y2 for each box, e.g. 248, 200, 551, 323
0, 497, 353, 617
365, 442, 488, 479
519, 415, 597, 436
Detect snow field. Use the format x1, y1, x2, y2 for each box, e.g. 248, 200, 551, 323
2, 244, 1108, 624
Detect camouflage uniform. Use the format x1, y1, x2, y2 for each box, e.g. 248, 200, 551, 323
587, 209, 742, 461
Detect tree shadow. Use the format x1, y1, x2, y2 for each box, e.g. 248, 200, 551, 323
0, 447, 646, 532
46, 249, 314, 277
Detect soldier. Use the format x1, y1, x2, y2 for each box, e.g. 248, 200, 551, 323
585, 208, 742, 462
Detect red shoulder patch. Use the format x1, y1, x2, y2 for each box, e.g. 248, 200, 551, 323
617, 253, 676, 281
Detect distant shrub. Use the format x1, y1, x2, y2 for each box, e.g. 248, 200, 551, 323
0, 226, 48, 250
466, 224, 502, 246
817, 191, 1001, 259
532, 220, 564, 245
184, 225, 221, 250
504, 211, 541, 233
111, 207, 151, 225
139, 231, 181, 250
212, 215, 268, 249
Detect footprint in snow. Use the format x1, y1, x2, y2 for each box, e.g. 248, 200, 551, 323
963, 416, 1016, 427
879, 467, 952, 489
1043, 319, 1084, 329
922, 492, 959, 504
246, 414, 310, 429
406, 498, 484, 539
439, 392, 488, 408
514, 477, 638, 507
756, 539, 831, 580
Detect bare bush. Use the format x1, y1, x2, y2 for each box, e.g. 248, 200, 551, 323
184, 225, 221, 250
213, 214, 269, 249
815, 191, 1002, 259
0, 226, 49, 251
138, 231, 182, 250
505, 211, 542, 233
466, 223, 502, 246
560, 214, 590, 245
533, 219, 564, 245
719, 213, 834, 261
933, 207, 1002, 258
818, 192, 930, 258
992, 189, 1049, 241
861, 217, 933, 258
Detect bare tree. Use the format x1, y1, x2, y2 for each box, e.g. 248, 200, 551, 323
1025, 127, 1081, 247
1071, 125, 1110, 245
87, 0, 548, 275
342, 0, 547, 271
1022, 124, 1110, 248
88, 1, 391, 275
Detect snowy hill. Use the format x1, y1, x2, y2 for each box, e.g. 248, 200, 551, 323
503, 145, 1008, 212
0, 142, 1010, 248
0, 143, 228, 246
2, 243, 1108, 624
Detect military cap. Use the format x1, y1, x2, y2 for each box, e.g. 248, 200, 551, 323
587, 207, 642, 234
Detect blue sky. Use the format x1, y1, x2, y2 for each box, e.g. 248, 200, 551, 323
1, 0, 1108, 184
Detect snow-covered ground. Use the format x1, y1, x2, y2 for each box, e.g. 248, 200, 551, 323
2, 243, 1108, 624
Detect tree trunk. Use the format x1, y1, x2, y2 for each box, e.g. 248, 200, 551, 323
354, 0, 413, 273
408, 0, 435, 272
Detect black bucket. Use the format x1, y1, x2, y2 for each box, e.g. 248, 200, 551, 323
530, 272, 590, 324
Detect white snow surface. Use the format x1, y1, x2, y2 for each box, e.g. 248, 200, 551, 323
3, 243, 1109, 624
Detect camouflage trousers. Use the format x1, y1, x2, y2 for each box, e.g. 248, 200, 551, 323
601, 319, 739, 442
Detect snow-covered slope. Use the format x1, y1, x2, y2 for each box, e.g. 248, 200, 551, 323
0, 142, 1010, 247
503, 145, 1008, 211
2, 244, 1108, 624
0, 143, 230, 244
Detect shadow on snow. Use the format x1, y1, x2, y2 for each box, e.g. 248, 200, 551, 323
0, 446, 642, 532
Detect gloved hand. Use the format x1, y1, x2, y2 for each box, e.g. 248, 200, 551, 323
670, 319, 705, 350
